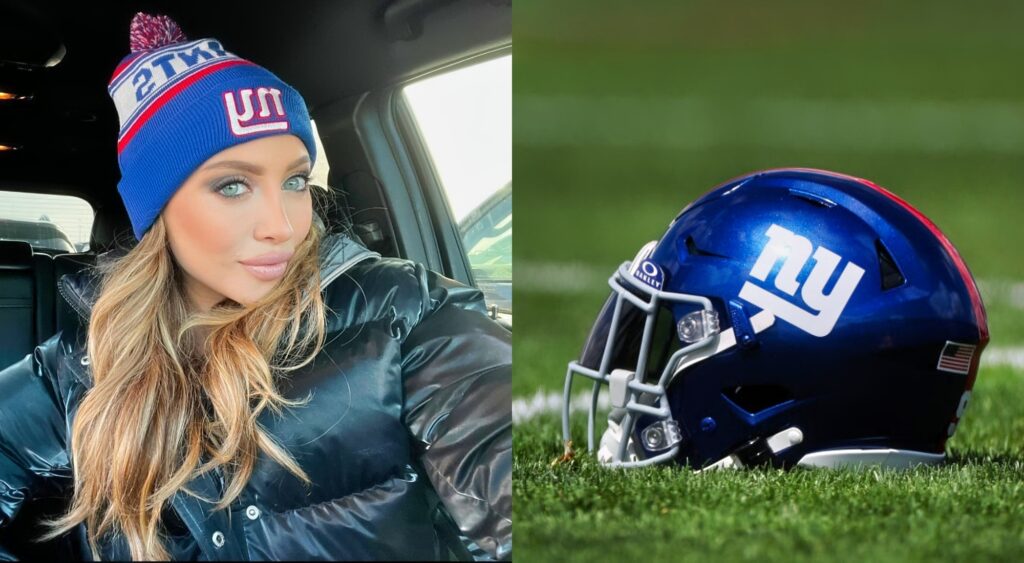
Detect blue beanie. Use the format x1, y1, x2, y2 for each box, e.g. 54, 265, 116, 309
108, 13, 318, 241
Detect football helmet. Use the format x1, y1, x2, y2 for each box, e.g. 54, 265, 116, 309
562, 168, 989, 470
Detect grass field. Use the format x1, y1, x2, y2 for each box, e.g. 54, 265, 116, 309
513, 1, 1024, 560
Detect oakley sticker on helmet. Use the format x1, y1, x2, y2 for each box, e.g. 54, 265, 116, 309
631, 260, 664, 290
628, 241, 663, 289
223, 87, 289, 136
738, 224, 864, 337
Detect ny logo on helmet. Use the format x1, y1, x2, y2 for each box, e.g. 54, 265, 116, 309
223, 87, 289, 136
739, 224, 864, 337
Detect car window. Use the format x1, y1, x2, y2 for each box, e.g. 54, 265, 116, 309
308, 119, 330, 189
460, 182, 511, 313
401, 54, 512, 324
0, 190, 94, 254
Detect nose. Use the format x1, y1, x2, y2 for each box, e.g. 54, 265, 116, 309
253, 186, 294, 242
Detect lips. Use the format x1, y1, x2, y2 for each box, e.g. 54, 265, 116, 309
241, 261, 288, 281
240, 251, 294, 266
240, 251, 294, 281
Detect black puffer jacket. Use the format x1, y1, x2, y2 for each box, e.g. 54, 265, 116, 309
0, 232, 511, 560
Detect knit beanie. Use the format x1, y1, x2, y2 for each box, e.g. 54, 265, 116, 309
108, 13, 318, 241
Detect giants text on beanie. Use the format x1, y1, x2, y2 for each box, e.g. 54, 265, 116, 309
108, 13, 318, 240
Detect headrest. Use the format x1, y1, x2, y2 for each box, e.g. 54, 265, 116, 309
0, 240, 34, 270
89, 204, 136, 254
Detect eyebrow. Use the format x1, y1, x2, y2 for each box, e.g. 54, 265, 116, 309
202, 155, 311, 174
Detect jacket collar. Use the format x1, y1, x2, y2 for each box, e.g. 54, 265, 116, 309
58, 230, 380, 325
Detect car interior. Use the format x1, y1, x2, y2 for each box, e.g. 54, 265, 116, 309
0, 0, 510, 558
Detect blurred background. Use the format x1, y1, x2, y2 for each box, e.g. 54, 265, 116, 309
514, 0, 1024, 560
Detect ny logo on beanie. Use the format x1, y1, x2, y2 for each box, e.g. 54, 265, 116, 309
223, 87, 289, 136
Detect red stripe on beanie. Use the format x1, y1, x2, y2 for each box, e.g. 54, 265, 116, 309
117, 59, 255, 154
110, 53, 144, 83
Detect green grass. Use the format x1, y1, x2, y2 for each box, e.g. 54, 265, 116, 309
514, 367, 1024, 562
513, 0, 1024, 560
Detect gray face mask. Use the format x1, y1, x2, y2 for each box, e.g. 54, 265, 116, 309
561, 241, 777, 469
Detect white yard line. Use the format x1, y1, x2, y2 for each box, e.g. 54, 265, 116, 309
981, 347, 1024, 373
513, 388, 610, 425
514, 346, 1024, 424
516, 95, 1024, 153
519, 260, 1024, 312
977, 279, 1024, 311
516, 261, 610, 293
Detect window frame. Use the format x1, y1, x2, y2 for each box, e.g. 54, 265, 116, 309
352, 44, 511, 291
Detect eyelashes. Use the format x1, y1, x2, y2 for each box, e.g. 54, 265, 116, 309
213, 172, 312, 199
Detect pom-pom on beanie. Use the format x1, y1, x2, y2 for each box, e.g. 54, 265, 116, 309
109, 12, 318, 240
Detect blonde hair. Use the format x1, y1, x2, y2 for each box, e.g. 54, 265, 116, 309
39, 211, 330, 560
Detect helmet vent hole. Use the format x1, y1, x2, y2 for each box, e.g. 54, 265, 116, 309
788, 188, 836, 208
875, 239, 906, 290
685, 236, 728, 259
722, 384, 793, 414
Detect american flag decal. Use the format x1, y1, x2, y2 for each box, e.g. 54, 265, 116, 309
937, 341, 976, 375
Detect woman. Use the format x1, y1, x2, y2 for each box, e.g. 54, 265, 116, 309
0, 13, 511, 561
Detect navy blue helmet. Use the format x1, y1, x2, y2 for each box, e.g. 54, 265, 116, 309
562, 168, 989, 470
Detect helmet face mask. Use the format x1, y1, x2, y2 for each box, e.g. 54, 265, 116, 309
562, 168, 989, 471
563, 256, 778, 468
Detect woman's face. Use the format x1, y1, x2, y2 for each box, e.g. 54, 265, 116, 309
162, 134, 313, 311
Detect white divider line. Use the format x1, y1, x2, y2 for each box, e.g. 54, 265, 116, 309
982, 347, 1024, 373
518, 260, 1024, 311
516, 95, 1024, 153
977, 279, 1024, 311
512, 388, 610, 425
516, 261, 609, 294
514, 347, 1024, 424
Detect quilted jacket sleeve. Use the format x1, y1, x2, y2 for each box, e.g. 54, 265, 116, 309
0, 332, 72, 561
399, 263, 512, 561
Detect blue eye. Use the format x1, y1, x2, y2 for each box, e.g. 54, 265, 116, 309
285, 174, 311, 191
216, 177, 250, 198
